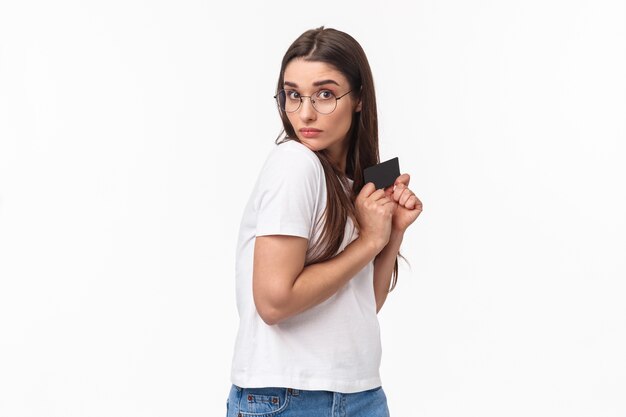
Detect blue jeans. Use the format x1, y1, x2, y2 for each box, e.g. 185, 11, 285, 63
225, 384, 390, 417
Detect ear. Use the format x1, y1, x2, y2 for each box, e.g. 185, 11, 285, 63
355, 99, 362, 113
355, 87, 363, 112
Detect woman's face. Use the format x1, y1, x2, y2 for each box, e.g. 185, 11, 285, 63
282, 59, 361, 162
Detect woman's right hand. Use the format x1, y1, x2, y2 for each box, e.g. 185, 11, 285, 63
354, 182, 397, 252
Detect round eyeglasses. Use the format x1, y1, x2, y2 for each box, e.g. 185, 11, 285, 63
274, 89, 353, 115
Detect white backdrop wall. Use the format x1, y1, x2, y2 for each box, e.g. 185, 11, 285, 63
0, 1, 624, 416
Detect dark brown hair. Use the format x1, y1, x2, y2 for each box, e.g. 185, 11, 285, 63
274, 26, 407, 292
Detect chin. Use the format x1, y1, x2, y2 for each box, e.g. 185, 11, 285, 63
298, 138, 325, 152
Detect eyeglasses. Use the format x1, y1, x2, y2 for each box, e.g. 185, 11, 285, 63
274, 89, 353, 115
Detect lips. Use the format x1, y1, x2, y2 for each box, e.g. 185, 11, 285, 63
299, 128, 322, 138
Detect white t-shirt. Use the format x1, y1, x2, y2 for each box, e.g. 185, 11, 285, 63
229, 139, 382, 393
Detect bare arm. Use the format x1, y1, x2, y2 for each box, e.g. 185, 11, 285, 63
373, 229, 404, 313
253, 234, 381, 325
372, 175, 422, 313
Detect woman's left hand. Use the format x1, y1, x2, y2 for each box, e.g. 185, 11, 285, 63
384, 173, 423, 233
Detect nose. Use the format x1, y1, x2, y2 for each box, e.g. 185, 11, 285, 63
298, 97, 317, 122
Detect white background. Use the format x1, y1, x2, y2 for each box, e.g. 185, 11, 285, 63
1, 1, 625, 416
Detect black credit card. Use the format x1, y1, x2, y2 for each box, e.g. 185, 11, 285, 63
363, 157, 400, 189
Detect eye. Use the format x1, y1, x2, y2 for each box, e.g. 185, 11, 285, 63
316, 90, 335, 100
285, 90, 300, 100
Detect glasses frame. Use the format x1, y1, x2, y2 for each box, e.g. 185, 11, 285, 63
274, 89, 353, 115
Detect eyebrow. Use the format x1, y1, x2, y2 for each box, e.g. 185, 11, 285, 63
284, 79, 341, 88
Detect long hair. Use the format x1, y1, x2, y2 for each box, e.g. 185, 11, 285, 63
274, 26, 406, 292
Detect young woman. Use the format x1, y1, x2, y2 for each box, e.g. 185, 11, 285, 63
226, 26, 422, 417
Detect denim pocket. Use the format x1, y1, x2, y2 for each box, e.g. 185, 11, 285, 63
238, 387, 290, 416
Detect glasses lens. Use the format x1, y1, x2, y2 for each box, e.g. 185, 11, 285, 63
312, 91, 337, 114
276, 90, 302, 113
276, 90, 286, 111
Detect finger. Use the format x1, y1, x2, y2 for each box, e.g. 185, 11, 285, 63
407, 195, 423, 210
393, 183, 409, 202
359, 182, 377, 198
370, 188, 388, 202
406, 195, 417, 209
400, 189, 413, 206
381, 197, 396, 209
382, 200, 398, 214
394, 173, 411, 187
411, 195, 423, 210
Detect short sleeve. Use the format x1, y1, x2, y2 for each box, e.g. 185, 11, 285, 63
254, 146, 322, 239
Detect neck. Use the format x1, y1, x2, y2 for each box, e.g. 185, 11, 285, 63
326, 144, 348, 175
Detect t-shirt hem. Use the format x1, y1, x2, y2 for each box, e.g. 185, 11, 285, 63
231, 373, 382, 394
255, 223, 310, 239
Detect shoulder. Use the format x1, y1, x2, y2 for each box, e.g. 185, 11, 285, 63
262, 140, 323, 179
271, 139, 320, 163
253, 140, 325, 208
